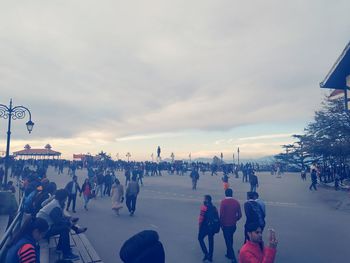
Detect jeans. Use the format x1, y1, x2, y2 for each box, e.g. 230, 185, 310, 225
126, 195, 137, 213
222, 225, 237, 262
95, 184, 103, 197
46, 223, 71, 255
192, 180, 197, 190
67, 194, 77, 211
83, 195, 89, 208
250, 184, 257, 192
104, 184, 111, 196
198, 227, 214, 259
309, 182, 317, 190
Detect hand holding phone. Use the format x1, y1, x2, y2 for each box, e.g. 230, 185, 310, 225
268, 228, 278, 249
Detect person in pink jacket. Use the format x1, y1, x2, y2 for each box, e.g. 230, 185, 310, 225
239, 222, 278, 263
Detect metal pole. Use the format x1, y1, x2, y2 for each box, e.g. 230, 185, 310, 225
345, 87, 349, 111
4, 100, 12, 186
237, 147, 240, 167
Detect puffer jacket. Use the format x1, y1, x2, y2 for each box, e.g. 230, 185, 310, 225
239, 241, 276, 263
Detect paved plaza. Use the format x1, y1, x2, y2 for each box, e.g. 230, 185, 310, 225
46, 168, 350, 263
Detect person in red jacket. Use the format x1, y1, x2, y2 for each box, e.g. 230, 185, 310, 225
220, 188, 242, 262
239, 222, 278, 263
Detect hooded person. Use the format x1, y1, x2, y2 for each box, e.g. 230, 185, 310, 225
119, 230, 165, 263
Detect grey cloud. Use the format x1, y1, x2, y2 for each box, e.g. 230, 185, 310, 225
0, 0, 349, 141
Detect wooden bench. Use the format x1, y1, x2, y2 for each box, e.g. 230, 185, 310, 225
40, 232, 103, 263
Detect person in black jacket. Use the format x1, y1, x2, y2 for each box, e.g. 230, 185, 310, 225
65, 175, 81, 213
244, 192, 265, 243
119, 230, 165, 263
249, 171, 259, 192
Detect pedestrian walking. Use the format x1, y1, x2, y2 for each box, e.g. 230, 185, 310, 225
95, 170, 104, 197
309, 169, 318, 191
220, 189, 242, 262
104, 172, 113, 196
250, 171, 258, 192
301, 168, 307, 181
190, 168, 200, 190
239, 223, 277, 263
111, 178, 124, 216
125, 168, 131, 186
65, 175, 81, 213
81, 178, 92, 211
244, 192, 265, 243
125, 175, 140, 216
198, 195, 220, 262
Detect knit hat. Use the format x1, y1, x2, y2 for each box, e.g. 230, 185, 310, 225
119, 230, 165, 263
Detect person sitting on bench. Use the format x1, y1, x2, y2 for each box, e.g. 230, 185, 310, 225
37, 189, 87, 261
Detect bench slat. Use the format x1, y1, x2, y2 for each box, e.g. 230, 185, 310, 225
71, 233, 92, 263
77, 233, 103, 262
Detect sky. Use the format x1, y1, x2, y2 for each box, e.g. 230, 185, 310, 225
0, 0, 349, 161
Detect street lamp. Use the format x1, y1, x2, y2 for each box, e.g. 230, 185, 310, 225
0, 99, 34, 186
126, 152, 131, 162
170, 152, 175, 163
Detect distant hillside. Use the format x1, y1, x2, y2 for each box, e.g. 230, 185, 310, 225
164, 156, 275, 164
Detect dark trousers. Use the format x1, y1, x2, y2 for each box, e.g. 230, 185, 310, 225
104, 184, 111, 196
126, 195, 137, 212
67, 194, 77, 211
192, 180, 197, 190
198, 228, 214, 259
222, 225, 237, 262
47, 224, 71, 255
309, 182, 317, 190
250, 184, 257, 192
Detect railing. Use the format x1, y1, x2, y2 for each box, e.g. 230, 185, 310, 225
0, 193, 24, 261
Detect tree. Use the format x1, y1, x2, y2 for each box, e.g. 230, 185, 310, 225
276, 96, 350, 168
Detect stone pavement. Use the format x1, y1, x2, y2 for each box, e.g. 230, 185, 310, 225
45, 167, 350, 263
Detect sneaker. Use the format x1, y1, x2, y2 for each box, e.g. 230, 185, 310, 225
71, 217, 79, 224
72, 210, 76, 213
75, 227, 88, 234
63, 252, 80, 261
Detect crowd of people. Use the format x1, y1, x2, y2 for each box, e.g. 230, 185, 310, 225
196, 189, 276, 263
0, 158, 285, 263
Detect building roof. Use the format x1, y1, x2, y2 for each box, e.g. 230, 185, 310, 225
73, 154, 91, 159
320, 42, 350, 90
13, 149, 61, 156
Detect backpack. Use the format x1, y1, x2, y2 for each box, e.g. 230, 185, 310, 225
248, 201, 265, 228
206, 206, 220, 234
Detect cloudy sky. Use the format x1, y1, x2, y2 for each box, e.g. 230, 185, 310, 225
0, 0, 349, 160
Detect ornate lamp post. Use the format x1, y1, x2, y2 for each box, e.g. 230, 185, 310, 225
0, 99, 34, 186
